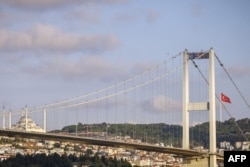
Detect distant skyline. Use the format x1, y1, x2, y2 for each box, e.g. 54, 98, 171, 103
1, 0, 250, 130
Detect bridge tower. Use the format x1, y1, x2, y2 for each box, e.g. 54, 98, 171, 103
182, 48, 216, 167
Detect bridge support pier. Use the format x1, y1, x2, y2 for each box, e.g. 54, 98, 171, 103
182, 48, 217, 167
183, 156, 209, 167
209, 48, 216, 167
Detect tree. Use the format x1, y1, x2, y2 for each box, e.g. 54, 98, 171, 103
74, 145, 82, 152
85, 149, 94, 157
54, 142, 61, 148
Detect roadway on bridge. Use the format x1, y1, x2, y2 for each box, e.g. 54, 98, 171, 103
0, 129, 205, 157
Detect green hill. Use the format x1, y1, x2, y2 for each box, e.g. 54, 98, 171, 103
57, 118, 250, 149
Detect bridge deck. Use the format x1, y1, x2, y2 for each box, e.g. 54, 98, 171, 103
0, 129, 205, 157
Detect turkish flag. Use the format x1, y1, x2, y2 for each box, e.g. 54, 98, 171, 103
221, 93, 231, 103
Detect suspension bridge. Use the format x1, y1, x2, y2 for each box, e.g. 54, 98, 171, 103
0, 48, 249, 166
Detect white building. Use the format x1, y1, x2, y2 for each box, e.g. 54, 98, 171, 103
12, 116, 45, 133
242, 141, 250, 150
219, 141, 230, 149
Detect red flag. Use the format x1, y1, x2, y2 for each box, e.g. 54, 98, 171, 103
221, 93, 231, 103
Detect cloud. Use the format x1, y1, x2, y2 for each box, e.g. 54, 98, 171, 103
217, 65, 250, 79
110, 4, 161, 25
1, 0, 128, 11
113, 12, 136, 23
19, 55, 127, 82
67, 10, 100, 23
144, 9, 160, 24
2, 0, 73, 9
190, 1, 204, 17
0, 24, 119, 53
143, 95, 181, 112
0, 11, 11, 25
228, 66, 250, 78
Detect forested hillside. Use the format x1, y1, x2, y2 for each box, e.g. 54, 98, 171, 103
0, 152, 132, 167
58, 118, 250, 149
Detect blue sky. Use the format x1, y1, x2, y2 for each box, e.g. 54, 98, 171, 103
0, 0, 250, 129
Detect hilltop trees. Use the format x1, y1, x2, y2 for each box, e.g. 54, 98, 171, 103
0, 153, 132, 167
59, 118, 250, 148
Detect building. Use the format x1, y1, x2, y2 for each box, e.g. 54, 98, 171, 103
12, 116, 45, 133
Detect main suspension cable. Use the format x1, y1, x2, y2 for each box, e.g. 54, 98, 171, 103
34, 52, 184, 110
215, 54, 250, 111
191, 60, 248, 141
5, 51, 183, 117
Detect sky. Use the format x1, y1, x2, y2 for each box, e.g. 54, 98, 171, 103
0, 0, 250, 129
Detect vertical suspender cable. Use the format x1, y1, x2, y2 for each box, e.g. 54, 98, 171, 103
164, 61, 167, 146
96, 90, 99, 133
115, 83, 117, 139
124, 80, 127, 137
105, 89, 108, 139
86, 94, 89, 137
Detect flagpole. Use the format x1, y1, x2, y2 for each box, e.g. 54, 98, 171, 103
220, 99, 222, 122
